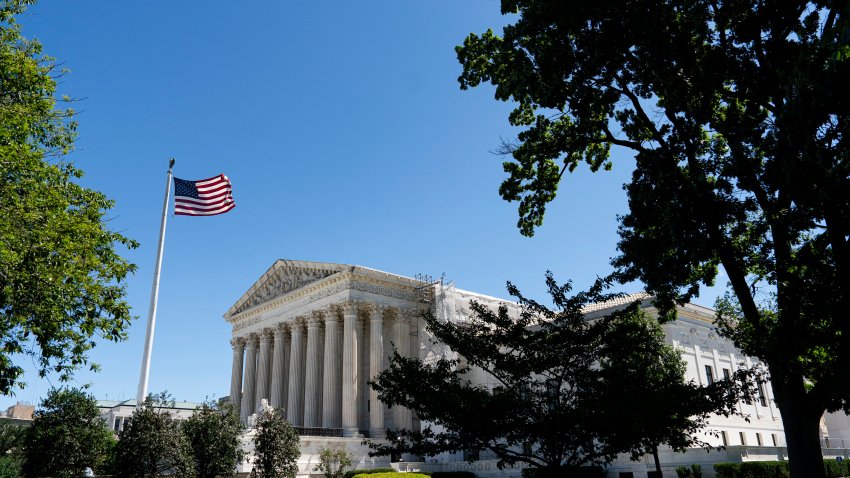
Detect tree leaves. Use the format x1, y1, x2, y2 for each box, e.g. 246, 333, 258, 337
0, 1, 137, 393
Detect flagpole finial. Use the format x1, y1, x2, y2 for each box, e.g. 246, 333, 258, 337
168, 158, 175, 171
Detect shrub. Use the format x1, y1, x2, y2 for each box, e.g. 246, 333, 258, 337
824, 459, 847, 478
431, 473, 475, 478
714, 463, 739, 478
691, 464, 702, 478
676, 465, 692, 478
343, 468, 394, 478
250, 407, 300, 478
313, 448, 354, 478
714, 461, 793, 478
737, 461, 789, 478
522, 466, 605, 478
351, 474, 430, 478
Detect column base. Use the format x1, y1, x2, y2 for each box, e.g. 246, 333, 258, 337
369, 428, 386, 439
342, 427, 361, 438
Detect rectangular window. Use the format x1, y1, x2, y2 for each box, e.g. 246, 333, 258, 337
756, 433, 763, 446
772, 434, 778, 446
723, 368, 731, 380
740, 432, 747, 446
758, 383, 768, 406
721, 431, 728, 446
705, 365, 715, 385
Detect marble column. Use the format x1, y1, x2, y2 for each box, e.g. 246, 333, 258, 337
287, 317, 306, 426
342, 301, 361, 436
270, 324, 288, 409
241, 334, 259, 421
229, 337, 245, 419
282, 325, 291, 412
255, 329, 274, 412
304, 311, 325, 427
322, 306, 342, 429
394, 310, 412, 431
369, 305, 386, 438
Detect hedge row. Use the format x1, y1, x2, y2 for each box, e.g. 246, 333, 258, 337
345, 470, 474, 478
351, 474, 430, 478
344, 468, 395, 478
522, 466, 605, 478
714, 459, 848, 478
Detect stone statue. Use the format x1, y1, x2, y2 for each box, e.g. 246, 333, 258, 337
260, 398, 273, 413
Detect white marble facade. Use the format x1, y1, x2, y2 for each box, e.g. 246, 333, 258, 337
223, 260, 424, 437
225, 260, 850, 477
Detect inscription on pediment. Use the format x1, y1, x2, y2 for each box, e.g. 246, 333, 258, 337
234, 267, 337, 314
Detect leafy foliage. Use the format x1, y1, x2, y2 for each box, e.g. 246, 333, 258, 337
0, 413, 25, 478
113, 393, 194, 478
21, 387, 113, 478
351, 474, 429, 478
369, 275, 747, 472
594, 312, 756, 472
249, 407, 300, 478
183, 400, 244, 478
456, 1, 850, 476
0, 0, 138, 393
313, 447, 353, 478
343, 468, 394, 478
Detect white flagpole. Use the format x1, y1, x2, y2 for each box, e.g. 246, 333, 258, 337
136, 158, 175, 407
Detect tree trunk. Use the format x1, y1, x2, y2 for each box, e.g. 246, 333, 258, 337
653, 446, 662, 476
773, 376, 826, 478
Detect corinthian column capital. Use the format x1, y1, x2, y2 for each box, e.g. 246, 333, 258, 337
260, 328, 275, 343
369, 304, 385, 323
308, 310, 324, 328
291, 316, 307, 331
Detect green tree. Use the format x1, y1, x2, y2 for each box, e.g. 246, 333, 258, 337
21, 387, 113, 478
313, 447, 353, 478
183, 400, 245, 478
0, 1, 138, 394
250, 407, 300, 478
456, 1, 849, 476
0, 419, 25, 478
369, 276, 745, 474
595, 312, 754, 475
113, 393, 194, 478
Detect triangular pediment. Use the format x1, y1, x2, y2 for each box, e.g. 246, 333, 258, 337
225, 260, 348, 317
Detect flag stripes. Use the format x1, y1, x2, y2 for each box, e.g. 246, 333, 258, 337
173, 174, 235, 216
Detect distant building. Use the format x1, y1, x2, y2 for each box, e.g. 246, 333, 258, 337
3, 402, 33, 420
96, 399, 201, 433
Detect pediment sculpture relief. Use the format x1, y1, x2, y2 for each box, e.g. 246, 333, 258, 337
235, 267, 337, 314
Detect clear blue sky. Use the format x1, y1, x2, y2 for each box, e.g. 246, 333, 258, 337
2, 1, 727, 408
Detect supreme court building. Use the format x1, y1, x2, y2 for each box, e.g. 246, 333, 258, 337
223, 259, 850, 477
224, 260, 426, 438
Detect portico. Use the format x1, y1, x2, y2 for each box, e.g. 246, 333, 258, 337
224, 260, 422, 437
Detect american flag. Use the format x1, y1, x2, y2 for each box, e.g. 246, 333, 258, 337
173, 174, 235, 216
